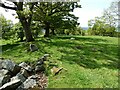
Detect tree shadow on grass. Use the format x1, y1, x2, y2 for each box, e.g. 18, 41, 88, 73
1, 43, 20, 52
55, 36, 108, 43
50, 38, 118, 70
1, 36, 118, 70
60, 54, 118, 70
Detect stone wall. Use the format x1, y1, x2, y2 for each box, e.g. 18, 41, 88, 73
0, 54, 49, 90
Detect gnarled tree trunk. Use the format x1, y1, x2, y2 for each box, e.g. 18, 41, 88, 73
17, 12, 34, 42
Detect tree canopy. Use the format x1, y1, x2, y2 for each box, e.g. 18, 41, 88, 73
33, 2, 81, 37
0, 1, 81, 40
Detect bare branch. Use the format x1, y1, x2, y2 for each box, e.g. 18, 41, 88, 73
0, 3, 17, 10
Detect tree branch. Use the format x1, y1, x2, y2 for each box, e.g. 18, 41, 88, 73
0, 3, 17, 10
28, 3, 36, 25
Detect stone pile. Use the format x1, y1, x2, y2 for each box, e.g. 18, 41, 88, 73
0, 54, 49, 90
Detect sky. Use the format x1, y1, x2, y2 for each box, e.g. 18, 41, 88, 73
73, 0, 114, 27
0, 0, 114, 27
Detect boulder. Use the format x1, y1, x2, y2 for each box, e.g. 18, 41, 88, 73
0, 79, 22, 90
43, 54, 50, 61
16, 76, 37, 90
0, 59, 47, 89
29, 75, 37, 79
0, 75, 10, 87
29, 44, 38, 52
0, 60, 21, 75
70, 38, 75, 40
39, 54, 50, 61
36, 60, 44, 65
19, 68, 29, 78
19, 62, 33, 72
35, 65, 45, 72
51, 66, 63, 75
44, 54, 50, 57
11, 73, 26, 83
0, 69, 9, 76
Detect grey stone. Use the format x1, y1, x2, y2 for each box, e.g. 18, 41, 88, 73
0, 60, 21, 75
43, 54, 50, 61
11, 73, 26, 83
39, 54, 50, 61
29, 44, 38, 52
0, 60, 14, 70
0, 75, 10, 87
28, 75, 37, 79
36, 60, 44, 65
0, 79, 22, 90
43, 57, 47, 61
0, 77, 4, 87
35, 65, 45, 72
0, 69, 9, 76
40, 56, 44, 61
0, 60, 3, 69
16, 77, 37, 90
70, 38, 75, 40
19, 68, 29, 78
19, 62, 32, 72
51, 66, 63, 75
44, 54, 50, 57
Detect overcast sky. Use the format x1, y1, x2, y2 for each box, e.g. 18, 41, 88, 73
0, 0, 114, 27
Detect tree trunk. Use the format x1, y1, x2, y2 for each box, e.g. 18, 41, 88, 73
16, 2, 35, 42
44, 22, 50, 37
18, 31, 24, 42
18, 14, 34, 42
23, 23, 34, 42
51, 28, 56, 35
18, 19, 34, 42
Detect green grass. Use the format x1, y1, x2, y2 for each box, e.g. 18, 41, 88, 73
0, 35, 118, 88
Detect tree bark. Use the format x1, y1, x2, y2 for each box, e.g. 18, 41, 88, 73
23, 23, 34, 42
51, 28, 56, 35
44, 22, 50, 37
17, 11, 34, 42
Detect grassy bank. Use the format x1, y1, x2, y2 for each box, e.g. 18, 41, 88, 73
0, 36, 118, 88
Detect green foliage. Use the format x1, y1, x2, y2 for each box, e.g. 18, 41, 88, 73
63, 26, 85, 35
12, 22, 24, 41
33, 2, 81, 36
31, 21, 43, 38
88, 16, 117, 37
11, 21, 43, 41
0, 14, 14, 40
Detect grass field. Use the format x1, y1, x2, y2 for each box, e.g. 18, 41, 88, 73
0, 35, 118, 88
